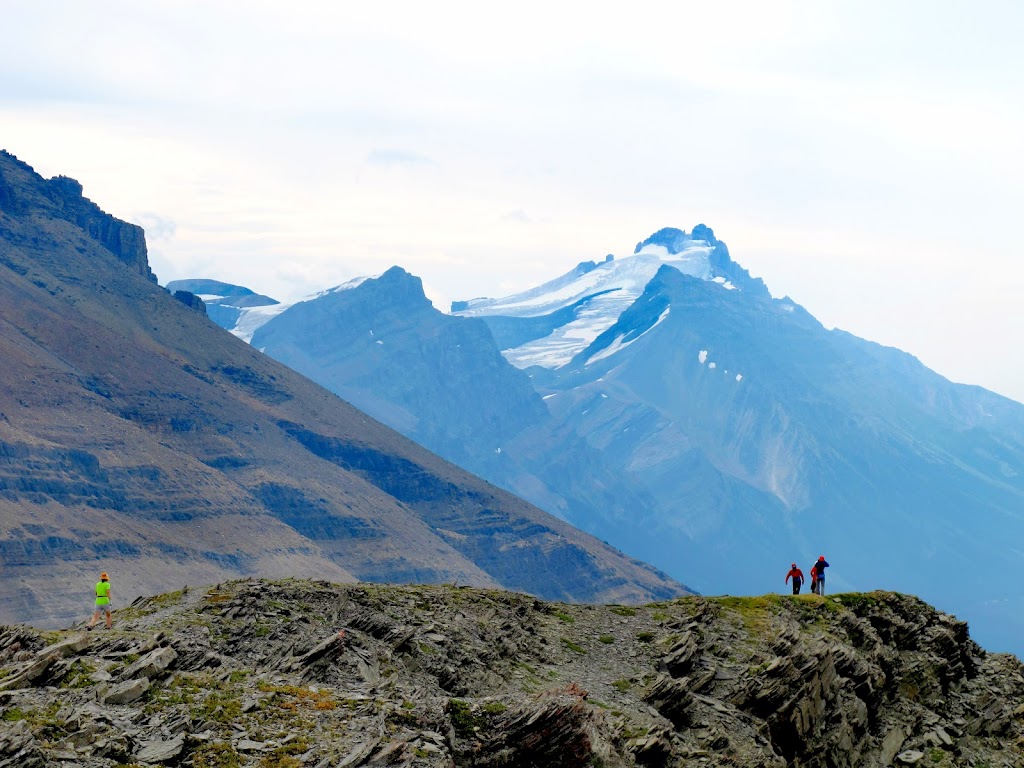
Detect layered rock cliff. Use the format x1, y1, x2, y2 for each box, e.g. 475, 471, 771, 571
0, 581, 1020, 767
0, 151, 155, 283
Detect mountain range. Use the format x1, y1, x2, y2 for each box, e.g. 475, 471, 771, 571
189, 225, 1024, 654
0, 149, 688, 629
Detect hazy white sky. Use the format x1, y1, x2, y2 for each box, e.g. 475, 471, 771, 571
3, 1, 1022, 402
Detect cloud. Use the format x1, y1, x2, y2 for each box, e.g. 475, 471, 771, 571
366, 149, 436, 169
1, 1, 1022, 401
132, 212, 177, 240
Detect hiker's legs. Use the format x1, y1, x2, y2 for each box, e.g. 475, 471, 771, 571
792, 581, 800, 595
88, 608, 100, 628
104, 608, 112, 628
818, 581, 825, 596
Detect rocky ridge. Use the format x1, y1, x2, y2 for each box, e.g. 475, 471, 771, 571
0, 581, 1021, 767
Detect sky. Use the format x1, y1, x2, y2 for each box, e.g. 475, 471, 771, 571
2, 1, 1023, 402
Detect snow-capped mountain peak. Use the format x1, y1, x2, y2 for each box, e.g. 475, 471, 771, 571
451, 226, 756, 370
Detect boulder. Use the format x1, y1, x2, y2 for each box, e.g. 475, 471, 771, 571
0, 652, 59, 691
102, 677, 150, 705
37, 633, 91, 660
135, 734, 185, 764
120, 647, 177, 681
896, 750, 925, 764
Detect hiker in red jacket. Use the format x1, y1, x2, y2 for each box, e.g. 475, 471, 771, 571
785, 563, 804, 595
814, 556, 830, 595
809, 563, 819, 595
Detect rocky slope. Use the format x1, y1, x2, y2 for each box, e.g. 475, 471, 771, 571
0, 149, 688, 629
0, 581, 1021, 767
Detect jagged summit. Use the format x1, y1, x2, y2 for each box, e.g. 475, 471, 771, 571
634, 224, 717, 254
0, 579, 1021, 767
360, 265, 434, 308
634, 224, 770, 299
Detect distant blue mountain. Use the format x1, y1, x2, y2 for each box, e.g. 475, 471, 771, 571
165, 278, 278, 329
200, 267, 666, 539
194, 226, 1024, 653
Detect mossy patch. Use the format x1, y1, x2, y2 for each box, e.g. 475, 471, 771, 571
448, 698, 484, 736
833, 592, 886, 613
192, 742, 242, 768
257, 682, 338, 712
144, 672, 243, 724
710, 595, 788, 635
59, 659, 97, 689
560, 637, 587, 654
257, 737, 310, 767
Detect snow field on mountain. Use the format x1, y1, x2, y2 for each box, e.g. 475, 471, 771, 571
457, 243, 715, 369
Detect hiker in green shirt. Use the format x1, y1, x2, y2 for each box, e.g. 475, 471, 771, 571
88, 572, 112, 630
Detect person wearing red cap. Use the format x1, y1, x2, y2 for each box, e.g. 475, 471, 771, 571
88, 572, 112, 630
785, 563, 804, 595
814, 556, 830, 595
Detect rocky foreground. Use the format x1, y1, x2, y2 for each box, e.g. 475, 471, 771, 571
0, 581, 1022, 767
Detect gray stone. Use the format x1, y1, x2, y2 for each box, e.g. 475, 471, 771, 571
879, 726, 907, 765
120, 647, 177, 681
338, 737, 382, 767
102, 677, 150, 705
38, 634, 91, 660
0, 653, 57, 691
896, 750, 925, 764
135, 734, 185, 763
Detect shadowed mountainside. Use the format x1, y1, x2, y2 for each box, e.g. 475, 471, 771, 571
236, 266, 666, 534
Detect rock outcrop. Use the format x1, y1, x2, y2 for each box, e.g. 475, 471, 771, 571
0, 151, 155, 282
0, 583, 1020, 767
171, 289, 207, 314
